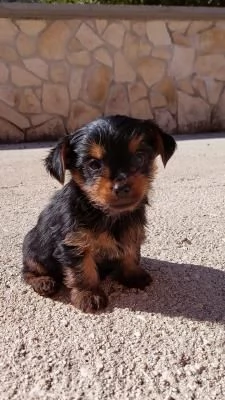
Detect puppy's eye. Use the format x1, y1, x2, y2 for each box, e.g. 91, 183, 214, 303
131, 152, 145, 171
87, 159, 103, 171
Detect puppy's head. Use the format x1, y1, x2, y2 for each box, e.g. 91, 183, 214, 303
45, 115, 176, 214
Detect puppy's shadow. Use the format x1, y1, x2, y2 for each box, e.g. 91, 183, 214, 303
53, 257, 225, 323
109, 258, 225, 323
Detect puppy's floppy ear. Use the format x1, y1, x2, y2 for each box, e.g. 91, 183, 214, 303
157, 129, 177, 167
143, 120, 176, 167
44, 136, 71, 184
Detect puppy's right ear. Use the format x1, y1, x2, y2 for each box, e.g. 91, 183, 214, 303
44, 136, 70, 184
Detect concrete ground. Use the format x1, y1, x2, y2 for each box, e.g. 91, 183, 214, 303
0, 134, 225, 400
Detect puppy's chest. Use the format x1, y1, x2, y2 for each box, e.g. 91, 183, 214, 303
92, 232, 121, 260
66, 225, 144, 260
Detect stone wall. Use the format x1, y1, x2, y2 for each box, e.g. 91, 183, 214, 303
0, 5, 225, 142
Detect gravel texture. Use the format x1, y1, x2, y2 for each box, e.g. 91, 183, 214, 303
0, 134, 225, 400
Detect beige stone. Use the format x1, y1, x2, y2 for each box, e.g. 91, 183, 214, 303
114, 52, 135, 83
38, 21, 71, 60
105, 84, 129, 116
69, 68, 83, 100
138, 57, 165, 87
172, 32, 192, 47
17, 89, 41, 114
67, 37, 83, 53
177, 91, 210, 132
188, 21, 213, 36
96, 19, 107, 35
86, 20, 96, 30
11, 66, 41, 87
67, 101, 100, 132
0, 44, 18, 62
154, 77, 177, 114
0, 62, 8, 83
82, 64, 112, 105
0, 100, 30, 129
198, 27, 225, 54
168, 21, 190, 33
177, 78, 194, 95
76, 23, 103, 51
195, 55, 225, 80
0, 119, 24, 143
150, 92, 167, 108
16, 20, 46, 36
192, 77, 207, 100
16, 33, 36, 57
205, 80, 223, 105
212, 89, 225, 128
67, 51, 91, 66
24, 58, 48, 80
94, 48, 112, 67
216, 21, 225, 29
128, 81, 147, 103
138, 38, 152, 57
130, 99, 153, 120
0, 19, 18, 43
35, 88, 42, 100
122, 20, 131, 30
27, 117, 66, 141
103, 23, 125, 49
170, 46, 195, 79
152, 47, 171, 60
66, 20, 81, 33
50, 62, 69, 83
132, 22, 146, 36
0, 87, 17, 107
42, 84, 69, 117
123, 32, 139, 63
154, 109, 177, 133
31, 114, 52, 127
146, 21, 171, 46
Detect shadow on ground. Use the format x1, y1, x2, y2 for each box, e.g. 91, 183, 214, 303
53, 257, 225, 324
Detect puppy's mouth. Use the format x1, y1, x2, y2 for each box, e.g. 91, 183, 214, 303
108, 198, 141, 213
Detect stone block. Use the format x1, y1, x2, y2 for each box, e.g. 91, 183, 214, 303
26, 117, 66, 141
42, 84, 69, 117
138, 57, 165, 87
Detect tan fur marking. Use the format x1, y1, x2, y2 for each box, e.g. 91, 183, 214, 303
128, 135, 144, 153
89, 143, 105, 159
122, 253, 140, 273
82, 254, 99, 288
72, 170, 84, 187
63, 253, 98, 289
128, 174, 150, 201
65, 230, 91, 254
85, 176, 113, 207
65, 229, 120, 261
121, 224, 145, 257
24, 259, 47, 275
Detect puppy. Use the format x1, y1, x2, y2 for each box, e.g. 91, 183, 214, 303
22, 115, 176, 313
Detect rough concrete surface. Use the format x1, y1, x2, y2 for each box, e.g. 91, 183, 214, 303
0, 135, 225, 400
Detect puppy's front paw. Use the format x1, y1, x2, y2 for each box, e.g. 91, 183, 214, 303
117, 268, 152, 290
71, 288, 108, 313
32, 276, 58, 297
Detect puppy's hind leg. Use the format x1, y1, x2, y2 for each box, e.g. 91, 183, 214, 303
23, 258, 58, 297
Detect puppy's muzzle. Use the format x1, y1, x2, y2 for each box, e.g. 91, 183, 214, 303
112, 173, 130, 198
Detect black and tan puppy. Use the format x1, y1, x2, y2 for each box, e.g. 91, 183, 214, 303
22, 115, 176, 313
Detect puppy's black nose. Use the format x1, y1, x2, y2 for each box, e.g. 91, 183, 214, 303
113, 182, 131, 197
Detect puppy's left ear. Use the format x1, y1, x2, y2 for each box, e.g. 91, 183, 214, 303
44, 136, 71, 184
157, 129, 177, 167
